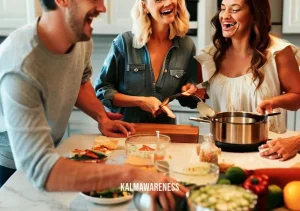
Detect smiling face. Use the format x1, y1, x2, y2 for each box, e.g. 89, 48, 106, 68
66, 0, 106, 41
143, 0, 178, 26
219, 0, 253, 38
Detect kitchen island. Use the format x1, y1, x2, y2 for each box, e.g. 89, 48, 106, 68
0, 130, 299, 211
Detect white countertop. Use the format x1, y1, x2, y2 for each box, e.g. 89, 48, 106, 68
0, 130, 299, 211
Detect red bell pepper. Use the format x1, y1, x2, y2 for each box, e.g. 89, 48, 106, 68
85, 150, 98, 159
243, 174, 269, 195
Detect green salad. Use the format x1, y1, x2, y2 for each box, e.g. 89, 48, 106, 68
85, 187, 132, 198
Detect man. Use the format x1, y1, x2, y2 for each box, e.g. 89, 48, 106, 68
0, 0, 187, 209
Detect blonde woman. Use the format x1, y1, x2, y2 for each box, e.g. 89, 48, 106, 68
95, 0, 201, 123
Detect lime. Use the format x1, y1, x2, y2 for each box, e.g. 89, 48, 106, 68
267, 184, 283, 210
217, 178, 231, 184
225, 166, 247, 184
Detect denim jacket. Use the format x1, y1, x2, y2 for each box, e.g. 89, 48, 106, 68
94, 32, 197, 123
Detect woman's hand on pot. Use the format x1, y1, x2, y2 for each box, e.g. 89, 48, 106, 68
259, 136, 300, 161
256, 99, 274, 114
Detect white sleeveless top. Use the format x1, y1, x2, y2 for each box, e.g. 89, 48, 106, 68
194, 35, 300, 134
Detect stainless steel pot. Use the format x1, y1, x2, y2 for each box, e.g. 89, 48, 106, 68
190, 111, 280, 145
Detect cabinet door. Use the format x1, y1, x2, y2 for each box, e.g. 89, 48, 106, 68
0, 0, 28, 35
296, 111, 300, 131
283, 0, 300, 33
93, 0, 135, 34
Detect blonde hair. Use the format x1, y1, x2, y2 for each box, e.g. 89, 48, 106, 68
131, 0, 190, 48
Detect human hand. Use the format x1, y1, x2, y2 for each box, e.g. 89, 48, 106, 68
133, 168, 188, 211
181, 83, 197, 94
139, 97, 162, 117
106, 112, 123, 120
259, 136, 300, 161
257, 99, 274, 114
98, 118, 135, 138
194, 88, 207, 100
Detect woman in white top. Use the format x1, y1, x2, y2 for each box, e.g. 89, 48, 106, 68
195, 0, 300, 133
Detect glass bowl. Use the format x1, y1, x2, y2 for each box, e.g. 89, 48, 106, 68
155, 160, 219, 186
125, 134, 170, 166
189, 184, 257, 211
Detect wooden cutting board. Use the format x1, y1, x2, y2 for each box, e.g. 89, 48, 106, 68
134, 123, 199, 143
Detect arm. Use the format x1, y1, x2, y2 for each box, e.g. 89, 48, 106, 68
77, 80, 135, 137
0, 73, 186, 201
80, 55, 135, 137
257, 46, 300, 113
259, 135, 300, 161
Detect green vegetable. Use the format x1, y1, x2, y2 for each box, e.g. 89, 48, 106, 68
266, 185, 283, 210
225, 167, 247, 184
89, 150, 107, 159
70, 150, 107, 161
87, 187, 132, 198
217, 178, 231, 185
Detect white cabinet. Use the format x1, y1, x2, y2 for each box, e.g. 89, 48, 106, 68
283, 0, 300, 33
0, 0, 40, 36
92, 0, 135, 35
296, 111, 300, 131
0, 0, 134, 36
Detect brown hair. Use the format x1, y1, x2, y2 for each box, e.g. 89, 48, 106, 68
211, 0, 271, 89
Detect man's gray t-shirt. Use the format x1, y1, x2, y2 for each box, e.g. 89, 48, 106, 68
0, 19, 93, 190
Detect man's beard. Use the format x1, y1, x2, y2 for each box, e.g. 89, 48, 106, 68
69, 17, 90, 42
68, 4, 90, 42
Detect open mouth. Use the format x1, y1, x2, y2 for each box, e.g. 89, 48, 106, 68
223, 22, 237, 29
161, 9, 173, 16
86, 17, 93, 25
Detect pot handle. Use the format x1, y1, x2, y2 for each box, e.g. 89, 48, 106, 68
265, 112, 281, 117
189, 117, 211, 123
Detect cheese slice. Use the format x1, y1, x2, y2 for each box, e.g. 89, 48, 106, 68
94, 136, 118, 150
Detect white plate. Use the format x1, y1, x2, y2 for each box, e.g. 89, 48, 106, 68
80, 192, 133, 205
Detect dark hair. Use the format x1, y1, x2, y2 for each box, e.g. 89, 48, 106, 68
211, 0, 271, 89
40, 0, 57, 11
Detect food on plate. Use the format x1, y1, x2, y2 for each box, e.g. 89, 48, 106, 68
92, 136, 119, 153
283, 181, 300, 211
84, 187, 132, 198
69, 149, 107, 162
225, 166, 247, 185
189, 184, 257, 211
